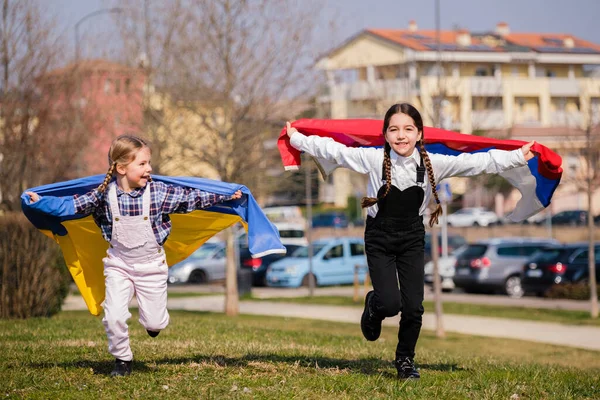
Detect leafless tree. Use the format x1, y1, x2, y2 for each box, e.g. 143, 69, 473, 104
0, 0, 85, 211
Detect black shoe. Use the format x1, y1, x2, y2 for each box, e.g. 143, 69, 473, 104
147, 329, 160, 338
395, 356, 420, 380
110, 359, 132, 377
360, 290, 382, 341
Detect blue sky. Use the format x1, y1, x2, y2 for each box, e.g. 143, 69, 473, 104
53, 0, 600, 46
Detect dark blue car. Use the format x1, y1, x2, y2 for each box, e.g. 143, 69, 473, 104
312, 212, 349, 228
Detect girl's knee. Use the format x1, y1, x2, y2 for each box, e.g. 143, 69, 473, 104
379, 298, 402, 317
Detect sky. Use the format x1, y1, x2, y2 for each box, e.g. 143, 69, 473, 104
52, 0, 600, 48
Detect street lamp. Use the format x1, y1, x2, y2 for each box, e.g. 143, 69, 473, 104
75, 8, 124, 62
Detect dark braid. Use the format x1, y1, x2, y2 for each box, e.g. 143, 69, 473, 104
97, 162, 116, 193
418, 140, 443, 227
361, 143, 392, 208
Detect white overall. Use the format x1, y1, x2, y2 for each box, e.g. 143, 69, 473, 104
102, 182, 170, 361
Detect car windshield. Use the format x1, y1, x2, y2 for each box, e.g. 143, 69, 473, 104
279, 229, 305, 239
191, 243, 221, 259
458, 244, 488, 259
291, 244, 326, 258
530, 248, 569, 263
450, 245, 468, 257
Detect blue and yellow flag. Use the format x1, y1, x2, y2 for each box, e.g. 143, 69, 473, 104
21, 175, 285, 316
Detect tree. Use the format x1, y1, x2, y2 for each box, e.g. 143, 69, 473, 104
110, 0, 331, 315
0, 0, 84, 211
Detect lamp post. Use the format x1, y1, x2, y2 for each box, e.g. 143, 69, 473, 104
74, 8, 124, 62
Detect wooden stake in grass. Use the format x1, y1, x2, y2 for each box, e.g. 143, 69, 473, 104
431, 223, 446, 338
225, 227, 239, 316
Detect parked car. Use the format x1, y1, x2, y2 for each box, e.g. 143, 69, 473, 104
424, 232, 467, 264
446, 207, 499, 227
236, 222, 308, 247
240, 244, 304, 286
266, 237, 367, 288
312, 212, 349, 228
522, 242, 600, 296
536, 210, 589, 226
168, 241, 226, 284
452, 237, 560, 298
424, 245, 468, 292
263, 206, 304, 224
274, 222, 308, 246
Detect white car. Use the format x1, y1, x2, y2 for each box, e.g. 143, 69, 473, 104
423, 245, 467, 292
446, 207, 499, 227
168, 241, 226, 284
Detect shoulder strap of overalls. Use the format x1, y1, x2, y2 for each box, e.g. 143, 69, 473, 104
108, 182, 121, 218
381, 152, 426, 184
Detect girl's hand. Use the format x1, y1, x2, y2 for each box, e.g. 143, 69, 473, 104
521, 140, 535, 161
286, 121, 298, 138
231, 190, 242, 200
25, 191, 40, 203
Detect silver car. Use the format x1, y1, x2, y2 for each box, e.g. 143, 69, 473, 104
168, 241, 226, 284
452, 237, 560, 298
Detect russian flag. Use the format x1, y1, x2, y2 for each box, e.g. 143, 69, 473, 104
277, 119, 562, 222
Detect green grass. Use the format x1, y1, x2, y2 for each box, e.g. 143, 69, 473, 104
1, 311, 599, 399
247, 295, 600, 327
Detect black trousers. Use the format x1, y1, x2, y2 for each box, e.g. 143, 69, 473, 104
364, 215, 425, 359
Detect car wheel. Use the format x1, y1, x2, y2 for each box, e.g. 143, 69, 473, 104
188, 270, 207, 284
301, 273, 317, 287
472, 221, 480, 227
505, 275, 524, 298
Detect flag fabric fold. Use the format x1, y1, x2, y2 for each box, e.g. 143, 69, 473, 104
278, 119, 562, 222
21, 175, 285, 315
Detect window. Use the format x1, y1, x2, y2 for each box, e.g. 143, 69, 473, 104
324, 244, 344, 260
572, 250, 589, 263
125, 78, 131, 93
115, 79, 121, 94
497, 245, 541, 257
214, 248, 226, 259
546, 70, 556, 78
460, 245, 488, 259
104, 79, 112, 94
350, 243, 365, 256
475, 66, 490, 76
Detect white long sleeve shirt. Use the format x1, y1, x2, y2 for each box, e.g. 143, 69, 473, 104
289, 132, 527, 218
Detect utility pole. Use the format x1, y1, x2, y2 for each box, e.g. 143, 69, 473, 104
432, 0, 445, 339
305, 158, 315, 296
586, 120, 598, 318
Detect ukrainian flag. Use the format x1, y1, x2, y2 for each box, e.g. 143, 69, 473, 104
21, 175, 285, 316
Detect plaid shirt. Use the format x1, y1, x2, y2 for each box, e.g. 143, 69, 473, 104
73, 181, 231, 245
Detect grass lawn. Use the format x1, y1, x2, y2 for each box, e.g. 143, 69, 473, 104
1, 310, 599, 399
247, 295, 600, 327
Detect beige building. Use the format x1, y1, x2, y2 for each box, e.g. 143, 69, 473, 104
314, 21, 600, 216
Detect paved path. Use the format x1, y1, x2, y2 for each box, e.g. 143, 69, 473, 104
167, 284, 594, 312
63, 294, 600, 352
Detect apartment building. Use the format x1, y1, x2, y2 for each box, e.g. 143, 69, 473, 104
315, 21, 600, 212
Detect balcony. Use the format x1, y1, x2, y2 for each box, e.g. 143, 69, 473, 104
548, 79, 580, 97
471, 110, 505, 130
470, 77, 503, 96
318, 79, 414, 103
550, 110, 582, 126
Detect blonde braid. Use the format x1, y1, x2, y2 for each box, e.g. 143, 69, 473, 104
361, 143, 393, 208
97, 162, 116, 193
418, 140, 442, 227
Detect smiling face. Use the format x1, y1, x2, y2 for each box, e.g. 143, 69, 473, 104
116, 146, 152, 190
384, 112, 422, 157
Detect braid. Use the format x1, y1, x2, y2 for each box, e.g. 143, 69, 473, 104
418, 140, 443, 227
97, 162, 116, 193
361, 143, 393, 208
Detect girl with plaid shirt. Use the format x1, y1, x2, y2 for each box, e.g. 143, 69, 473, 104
26, 134, 241, 377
